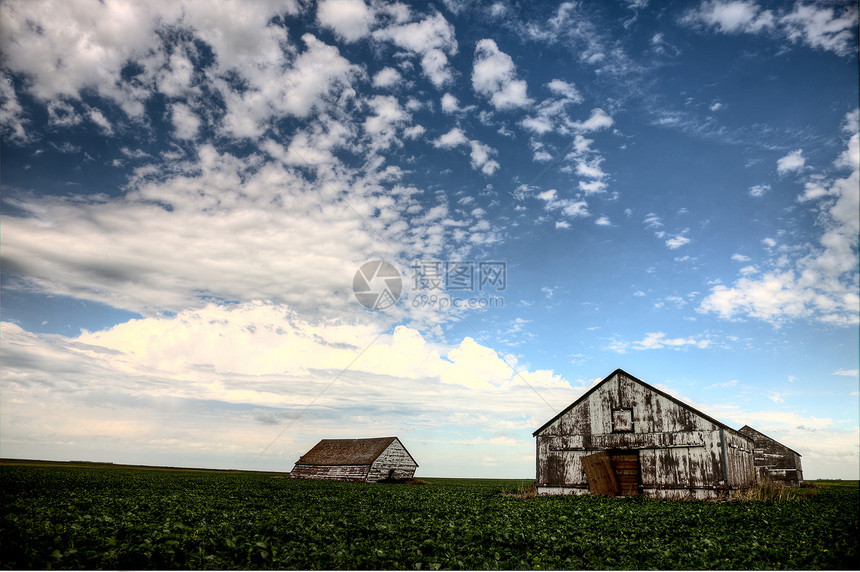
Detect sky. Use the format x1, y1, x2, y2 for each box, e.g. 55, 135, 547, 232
1, 0, 858, 480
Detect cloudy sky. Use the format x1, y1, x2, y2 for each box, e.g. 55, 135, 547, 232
1, 0, 858, 479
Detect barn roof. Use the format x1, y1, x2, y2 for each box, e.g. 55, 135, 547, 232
533, 368, 748, 438
294, 437, 417, 466
738, 425, 802, 457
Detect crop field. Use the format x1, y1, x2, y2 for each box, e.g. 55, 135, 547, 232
1, 461, 857, 570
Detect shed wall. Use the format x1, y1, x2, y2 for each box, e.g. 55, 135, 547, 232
290, 464, 369, 481
738, 426, 803, 486
367, 440, 418, 481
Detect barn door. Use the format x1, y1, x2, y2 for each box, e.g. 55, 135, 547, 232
582, 450, 640, 497
609, 450, 640, 496
581, 451, 619, 496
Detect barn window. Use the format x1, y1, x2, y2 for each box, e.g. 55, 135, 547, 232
612, 408, 634, 432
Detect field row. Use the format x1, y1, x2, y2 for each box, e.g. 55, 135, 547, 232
1, 464, 857, 569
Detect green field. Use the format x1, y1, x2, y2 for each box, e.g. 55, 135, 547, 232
1, 461, 857, 570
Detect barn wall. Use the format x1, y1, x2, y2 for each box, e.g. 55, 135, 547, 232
367, 439, 418, 481
536, 372, 756, 498
723, 430, 756, 487
290, 464, 369, 481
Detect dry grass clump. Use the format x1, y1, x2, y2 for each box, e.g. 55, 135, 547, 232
734, 478, 809, 501
501, 482, 536, 498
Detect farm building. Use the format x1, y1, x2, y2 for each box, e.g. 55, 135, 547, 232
290, 436, 418, 482
738, 425, 803, 486
533, 369, 756, 499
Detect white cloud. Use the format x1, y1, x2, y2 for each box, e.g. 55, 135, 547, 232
472, 39, 532, 110
595, 216, 611, 226
682, 0, 858, 57
682, 0, 775, 34
317, 0, 375, 43
748, 184, 770, 197
538, 188, 590, 222
546, 79, 583, 102
171, 103, 201, 140
372, 11, 458, 88
372, 67, 403, 88
608, 331, 712, 352
780, 3, 859, 57
433, 127, 469, 149
440, 93, 460, 113
643, 212, 663, 229
834, 369, 859, 377
731, 253, 751, 262
777, 149, 805, 174
666, 232, 691, 249
432, 128, 499, 175
469, 140, 500, 176
573, 108, 614, 132
87, 108, 114, 135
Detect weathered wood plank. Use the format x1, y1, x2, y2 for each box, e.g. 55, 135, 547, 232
582, 451, 619, 497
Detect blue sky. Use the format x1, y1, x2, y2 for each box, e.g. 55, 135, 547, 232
1, 0, 858, 479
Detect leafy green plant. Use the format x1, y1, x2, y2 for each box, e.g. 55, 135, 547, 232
1, 463, 857, 570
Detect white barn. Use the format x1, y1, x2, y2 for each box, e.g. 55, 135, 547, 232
533, 369, 757, 499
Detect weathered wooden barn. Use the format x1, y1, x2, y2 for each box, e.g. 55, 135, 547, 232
290, 437, 418, 482
533, 369, 756, 499
738, 425, 803, 486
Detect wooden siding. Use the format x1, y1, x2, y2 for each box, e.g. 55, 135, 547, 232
535, 369, 756, 498
738, 426, 803, 486
290, 464, 369, 481
367, 439, 418, 481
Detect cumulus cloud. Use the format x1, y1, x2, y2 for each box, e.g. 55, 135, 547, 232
317, 0, 375, 43
681, 0, 775, 34
777, 149, 806, 174
472, 39, 532, 110
372, 11, 458, 88
372, 67, 403, 89
433, 127, 469, 149
0, 308, 572, 473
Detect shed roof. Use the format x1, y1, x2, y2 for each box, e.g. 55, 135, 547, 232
738, 425, 802, 457
295, 437, 415, 466
533, 368, 748, 438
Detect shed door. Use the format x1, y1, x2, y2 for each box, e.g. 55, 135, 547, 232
581, 451, 619, 496
609, 450, 640, 496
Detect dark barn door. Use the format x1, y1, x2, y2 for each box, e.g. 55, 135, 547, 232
609, 450, 640, 496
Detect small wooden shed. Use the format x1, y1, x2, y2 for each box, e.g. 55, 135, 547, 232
738, 425, 803, 486
290, 436, 418, 482
533, 369, 756, 499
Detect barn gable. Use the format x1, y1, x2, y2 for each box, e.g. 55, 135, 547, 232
290, 437, 418, 482
738, 425, 803, 486
533, 369, 756, 499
